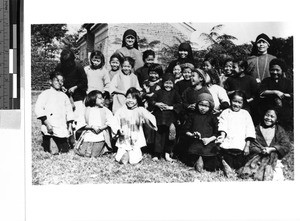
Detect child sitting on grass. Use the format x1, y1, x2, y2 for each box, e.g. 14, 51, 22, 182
216, 90, 256, 176
114, 87, 157, 165
35, 71, 74, 154
184, 93, 220, 172
74, 90, 114, 158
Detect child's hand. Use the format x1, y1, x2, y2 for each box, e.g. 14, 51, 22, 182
46, 124, 53, 134
188, 103, 196, 110
215, 135, 225, 144
61, 86, 67, 93
186, 132, 193, 137
243, 145, 250, 156
202, 138, 211, 146
262, 147, 276, 155
193, 132, 201, 140
68, 86, 77, 94
156, 102, 167, 111
143, 84, 150, 93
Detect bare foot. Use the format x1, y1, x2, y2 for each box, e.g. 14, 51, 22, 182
165, 153, 174, 162
152, 157, 159, 162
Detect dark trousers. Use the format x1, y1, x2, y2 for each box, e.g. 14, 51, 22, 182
42, 135, 70, 154
187, 154, 222, 171
154, 125, 175, 157
220, 148, 247, 170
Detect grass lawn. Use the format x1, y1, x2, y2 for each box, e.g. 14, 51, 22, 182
31, 91, 294, 184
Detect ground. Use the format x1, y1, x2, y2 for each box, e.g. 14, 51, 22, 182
31, 91, 294, 184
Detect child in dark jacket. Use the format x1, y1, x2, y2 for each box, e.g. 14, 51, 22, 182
151, 73, 182, 162
184, 93, 220, 172
135, 50, 157, 87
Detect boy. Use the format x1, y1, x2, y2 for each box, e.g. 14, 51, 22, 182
35, 71, 74, 154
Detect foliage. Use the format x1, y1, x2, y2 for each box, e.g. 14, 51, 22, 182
31, 61, 58, 90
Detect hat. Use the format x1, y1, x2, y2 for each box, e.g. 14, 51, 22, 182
162, 73, 175, 83
269, 58, 287, 72
255, 33, 271, 46
180, 63, 194, 70
196, 93, 215, 109
193, 68, 206, 80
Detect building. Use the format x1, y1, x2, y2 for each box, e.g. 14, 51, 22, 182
77, 23, 196, 68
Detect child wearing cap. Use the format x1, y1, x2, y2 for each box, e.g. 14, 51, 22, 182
151, 73, 182, 162
183, 93, 221, 172
175, 63, 194, 96
115, 29, 144, 71
247, 33, 276, 82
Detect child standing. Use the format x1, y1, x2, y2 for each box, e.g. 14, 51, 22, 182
108, 53, 123, 81
84, 50, 110, 94
110, 56, 141, 114
173, 64, 184, 84
35, 72, 74, 154
223, 59, 258, 113
151, 73, 182, 162
220, 58, 234, 88
75, 90, 114, 158
202, 58, 220, 85
114, 87, 157, 165
184, 93, 220, 172
175, 63, 194, 96
216, 90, 256, 175
135, 50, 156, 87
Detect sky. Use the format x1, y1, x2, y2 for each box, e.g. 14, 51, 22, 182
68, 22, 293, 50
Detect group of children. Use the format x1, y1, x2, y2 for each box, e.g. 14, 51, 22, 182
35, 31, 292, 180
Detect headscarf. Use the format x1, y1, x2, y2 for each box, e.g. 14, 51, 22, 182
122, 29, 139, 49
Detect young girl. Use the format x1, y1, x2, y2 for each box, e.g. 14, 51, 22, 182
184, 93, 220, 172
108, 53, 123, 81
151, 73, 182, 162
220, 58, 234, 88
175, 63, 193, 96
109, 56, 141, 114
75, 90, 114, 157
238, 108, 291, 181
216, 90, 256, 175
173, 64, 183, 84
114, 87, 157, 165
35, 71, 74, 154
84, 50, 110, 94
115, 29, 144, 71
202, 58, 220, 85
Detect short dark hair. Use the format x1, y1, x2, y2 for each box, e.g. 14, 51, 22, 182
90, 50, 105, 69
230, 90, 247, 106
233, 59, 248, 71
122, 56, 135, 68
142, 50, 155, 61
125, 87, 142, 106
269, 58, 287, 72
110, 53, 123, 64
49, 71, 64, 80
85, 90, 103, 107
148, 63, 163, 77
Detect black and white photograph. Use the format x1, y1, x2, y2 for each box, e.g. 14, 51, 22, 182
1, 0, 300, 221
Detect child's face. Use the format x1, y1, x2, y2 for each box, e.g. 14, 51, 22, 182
232, 62, 243, 76
95, 94, 104, 107
178, 50, 188, 59
149, 71, 159, 82
126, 93, 138, 109
173, 65, 182, 79
125, 35, 136, 48
122, 61, 133, 75
51, 75, 64, 91
191, 71, 203, 86
182, 68, 192, 80
198, 100, 210, 114
91, 56, 101, 67
263, 110, 277, 127
163, 80, 174, 91
256, 40, 269, 54
270, 65, 283, 80
144, 55, 155, 67
231, 95, 243, 112
110, 58, 120, 71
203, 61, 212, 71
224, 61, 233, 76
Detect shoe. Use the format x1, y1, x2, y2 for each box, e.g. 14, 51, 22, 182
120, 152, 129, 165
